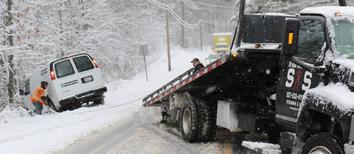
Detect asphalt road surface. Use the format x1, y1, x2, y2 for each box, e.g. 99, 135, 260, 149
55, 107, 266, 154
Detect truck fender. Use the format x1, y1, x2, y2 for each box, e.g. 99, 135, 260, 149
296, 93, 351, 143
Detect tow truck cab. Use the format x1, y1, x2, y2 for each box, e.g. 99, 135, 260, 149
278, 6, 354, 153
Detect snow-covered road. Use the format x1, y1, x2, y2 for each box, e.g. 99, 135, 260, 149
56, 106, 220, 154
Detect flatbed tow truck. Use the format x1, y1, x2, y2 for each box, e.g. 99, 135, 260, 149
143, 1, 354, 153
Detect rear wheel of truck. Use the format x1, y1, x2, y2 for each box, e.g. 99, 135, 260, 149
196, 100, 217, 142
179, 101, 199, 143
301, 133, 343, 154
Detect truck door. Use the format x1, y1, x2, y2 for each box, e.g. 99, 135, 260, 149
276, 16, 327, 126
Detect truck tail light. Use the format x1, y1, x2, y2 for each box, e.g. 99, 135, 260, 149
92, 59, 99, 68
50, 70, 56, 80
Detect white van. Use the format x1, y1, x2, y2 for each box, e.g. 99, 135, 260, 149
21, 53, 107, 112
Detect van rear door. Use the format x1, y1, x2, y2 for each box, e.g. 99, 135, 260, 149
53, 59, 81, 100
71, 54, 105, 97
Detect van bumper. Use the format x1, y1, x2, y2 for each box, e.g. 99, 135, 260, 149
59, 87, 107, 107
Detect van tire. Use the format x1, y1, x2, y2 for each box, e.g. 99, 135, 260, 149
47, 98, 60, 112
94, 96, 105, 105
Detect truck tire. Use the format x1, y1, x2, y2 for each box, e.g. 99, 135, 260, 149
301, 133, 343, 154
179, 101, 199, 143
196, 100, 217, 142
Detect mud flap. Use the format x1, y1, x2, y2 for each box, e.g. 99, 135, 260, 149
216, 100, 239, 132
279, 132, 295, 154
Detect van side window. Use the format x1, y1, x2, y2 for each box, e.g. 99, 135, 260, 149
73, 56, 94, 72
296, 18, 326, 63
55, 60, 75, 78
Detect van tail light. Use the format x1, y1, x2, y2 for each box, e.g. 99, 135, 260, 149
92, 59, 99, 68
50, 70, 56, 80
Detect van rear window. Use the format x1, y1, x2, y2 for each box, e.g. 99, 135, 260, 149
73, 56, 94, 72
55, 60, 75, 78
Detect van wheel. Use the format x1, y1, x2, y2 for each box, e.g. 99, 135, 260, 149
67, 102, 81, 110
301, 133, 343, 154
47, 98, 60, 112
179, 101, 199, 143
94, 97, 105, 105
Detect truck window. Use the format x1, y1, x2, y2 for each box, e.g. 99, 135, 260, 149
241, 15, 287, 43
296, 18, 326, 63
55, 59, 75, 78
333, 19, 354, 58
73, 56, 94, 72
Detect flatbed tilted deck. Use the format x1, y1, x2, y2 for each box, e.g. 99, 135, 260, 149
143, 55, 229, 107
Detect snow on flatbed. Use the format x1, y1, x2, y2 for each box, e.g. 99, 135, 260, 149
0, 48, 209, 154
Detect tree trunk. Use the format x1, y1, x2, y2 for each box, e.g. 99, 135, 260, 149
5, 0, 15, 104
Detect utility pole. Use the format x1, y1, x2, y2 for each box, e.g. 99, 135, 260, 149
166, 9, 171, 72
235, 0, 246, 47
200, 23, 203, 51
140, 44, 149, 81
181, 0, 185, 48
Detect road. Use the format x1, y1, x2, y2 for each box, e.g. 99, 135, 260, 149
54, 106, 258, 154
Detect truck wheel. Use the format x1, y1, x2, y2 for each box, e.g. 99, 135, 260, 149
196, 100, 217, 142
179, 101, 199, 143
301, 133, 343, 154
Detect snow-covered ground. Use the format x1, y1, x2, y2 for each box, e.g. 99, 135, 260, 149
0, 48, 210, 154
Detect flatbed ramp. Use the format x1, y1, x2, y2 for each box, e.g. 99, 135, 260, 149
143, 55, 230, 107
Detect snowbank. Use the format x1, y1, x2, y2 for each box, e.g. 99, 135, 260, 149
241, 141, 281, 154
0, 105, 30, 124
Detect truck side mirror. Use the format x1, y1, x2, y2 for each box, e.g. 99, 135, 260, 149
282, 18, 300, 56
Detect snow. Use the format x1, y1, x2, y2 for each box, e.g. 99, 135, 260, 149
212, 32, 233, 36
302, 83, 354, 113
241, 141, 281, 154
300, 6, 354, 18
240, 43, 281, 49
0, 48, 208, 154
333, 59, 354, 69
0, 106, 30, 124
